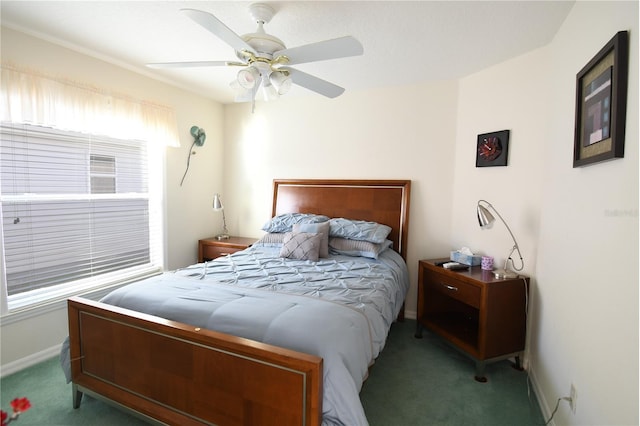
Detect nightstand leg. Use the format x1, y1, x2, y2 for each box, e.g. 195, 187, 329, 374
414, 323, 423, 338
512, 355, 524, 371
72, 383, 83, 408
474, 361, 488, 383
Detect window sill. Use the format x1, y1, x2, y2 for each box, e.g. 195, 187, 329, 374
1, 270, 162, 325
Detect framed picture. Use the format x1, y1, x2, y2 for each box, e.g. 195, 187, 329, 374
573, 31, 629, 167
476, 129, 509, 167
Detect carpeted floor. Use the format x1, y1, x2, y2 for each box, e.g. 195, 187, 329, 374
360, 320, 544, 425
1, 319, 544, 425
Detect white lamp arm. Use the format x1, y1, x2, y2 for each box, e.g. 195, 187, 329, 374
479, 200, 524, 272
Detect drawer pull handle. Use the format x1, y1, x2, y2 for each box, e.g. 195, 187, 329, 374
443, 284, 458, 291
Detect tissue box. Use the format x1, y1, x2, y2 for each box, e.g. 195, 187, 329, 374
450, 251, 482, 266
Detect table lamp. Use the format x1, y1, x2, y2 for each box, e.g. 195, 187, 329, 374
477, 199, 524, 279
212, 193, 230, 240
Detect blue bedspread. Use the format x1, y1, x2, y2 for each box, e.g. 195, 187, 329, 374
86, 246, 408, 426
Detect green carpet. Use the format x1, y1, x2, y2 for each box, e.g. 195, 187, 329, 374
1, 320, 544, 425
360, 320, 544, 426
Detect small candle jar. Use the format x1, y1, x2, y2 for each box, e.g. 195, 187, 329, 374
481, 256, 494, 271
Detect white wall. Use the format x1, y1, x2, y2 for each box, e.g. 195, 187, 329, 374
223, 81, 460, 316
0, 27, 224, 369
533, 2, 638, 425
451, 45, 549, 279
454, 1, 638, 424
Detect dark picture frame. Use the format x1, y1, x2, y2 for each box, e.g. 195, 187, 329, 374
573, 31, 629, 167
476, 129, 510, 167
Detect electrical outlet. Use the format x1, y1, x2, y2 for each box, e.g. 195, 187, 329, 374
569, 384, 577, 414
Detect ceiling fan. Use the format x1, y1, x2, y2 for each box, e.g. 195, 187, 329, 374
147, 3, 364, 107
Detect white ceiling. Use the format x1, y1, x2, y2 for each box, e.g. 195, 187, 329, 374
1, 1, 575, 104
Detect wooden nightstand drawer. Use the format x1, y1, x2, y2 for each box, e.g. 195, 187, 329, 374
425, 270, 480, 308
198, 236, 258, 262
202, 245, 242, 260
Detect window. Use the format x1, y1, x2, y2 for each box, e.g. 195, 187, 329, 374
0, 123, 164, 311
90, 155, 116, 194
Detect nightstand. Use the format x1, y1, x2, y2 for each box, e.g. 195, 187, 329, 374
415, 258, 529, 382
198, 236, 258, 262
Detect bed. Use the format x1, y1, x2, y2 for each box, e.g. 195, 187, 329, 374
66, 179, 411, 426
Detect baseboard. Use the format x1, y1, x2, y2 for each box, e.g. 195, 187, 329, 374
527, 361, 554, 425
1, 344, 61, 378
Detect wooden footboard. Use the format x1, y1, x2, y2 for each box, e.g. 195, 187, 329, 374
67, 297, 323, 426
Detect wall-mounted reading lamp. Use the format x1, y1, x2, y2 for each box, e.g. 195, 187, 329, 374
212, 193, 230, 240
179, 126, 206, 186
477, 199, 524, 279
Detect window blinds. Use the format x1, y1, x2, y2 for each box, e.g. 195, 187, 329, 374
1, 123, 163, 306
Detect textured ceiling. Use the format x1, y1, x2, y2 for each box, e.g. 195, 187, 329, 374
1, 1, 575, 104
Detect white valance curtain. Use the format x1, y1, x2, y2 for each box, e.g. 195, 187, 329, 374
0, 64, 180, 147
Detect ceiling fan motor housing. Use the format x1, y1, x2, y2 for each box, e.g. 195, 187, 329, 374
241, 32, 285, 58
238, 3, 285, 60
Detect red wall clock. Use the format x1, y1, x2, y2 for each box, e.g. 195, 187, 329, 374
476, 130, 510, 167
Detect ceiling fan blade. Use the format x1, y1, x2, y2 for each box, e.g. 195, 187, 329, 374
180, 8, 257, 55
146, 61, 233, 69
275, 36, 363, 65
284, 68, 345, 98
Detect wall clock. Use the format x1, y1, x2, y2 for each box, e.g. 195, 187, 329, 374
476, 130, 510, 167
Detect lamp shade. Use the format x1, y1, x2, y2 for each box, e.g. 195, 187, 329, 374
212, 193, 224, 211
269, 71, 292, 95
477, 204, 495, 228
237, 66, 260, 89
264, 83, 279, 100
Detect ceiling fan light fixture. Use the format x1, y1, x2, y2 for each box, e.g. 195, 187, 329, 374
237, 66, 261, 89
233, 86, 255, 103
159, 5, 364, 107
270, 71, 292, 95
260, 78, 279, 101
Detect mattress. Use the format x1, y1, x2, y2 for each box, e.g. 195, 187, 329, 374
70, 245, 409, 426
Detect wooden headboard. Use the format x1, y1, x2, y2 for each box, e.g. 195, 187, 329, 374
272, 179, 411, 261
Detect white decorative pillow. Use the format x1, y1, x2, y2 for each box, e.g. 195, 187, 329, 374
329, 238, 393, 259
293, 221, 330, 258
280, 232, 321, 262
